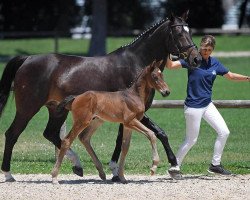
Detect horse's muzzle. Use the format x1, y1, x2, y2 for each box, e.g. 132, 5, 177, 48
189, 50, 202, 68
161, 90, 170, 97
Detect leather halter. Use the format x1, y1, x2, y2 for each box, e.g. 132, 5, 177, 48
169, 23, 196, 60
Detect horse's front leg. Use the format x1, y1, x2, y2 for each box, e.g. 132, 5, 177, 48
127, 119, 160, 175
78, 119, 106, 181
118, 127, 132, 184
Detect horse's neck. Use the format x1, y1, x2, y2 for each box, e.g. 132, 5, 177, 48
112, 23, 170, 69
129, 74, 151, 105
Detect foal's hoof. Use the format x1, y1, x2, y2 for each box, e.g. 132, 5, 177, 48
111, 176, 121, 182
52, 178, 60, 185
150, 165, 157, 175
72, 166, 83, 177
99, 172, 106, 181
5, 177, 16, 182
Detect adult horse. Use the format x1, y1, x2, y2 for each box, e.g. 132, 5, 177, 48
0, 10, 201, 182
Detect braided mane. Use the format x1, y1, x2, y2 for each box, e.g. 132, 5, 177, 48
121, 18, 168, 48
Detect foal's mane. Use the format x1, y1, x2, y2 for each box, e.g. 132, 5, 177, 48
121, 18, 168, 48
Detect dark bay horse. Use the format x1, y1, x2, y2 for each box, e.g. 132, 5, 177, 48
0, 10, 201, 182
52, 60, 170, 184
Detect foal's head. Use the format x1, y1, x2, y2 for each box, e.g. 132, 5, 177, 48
146, 60, 170, 97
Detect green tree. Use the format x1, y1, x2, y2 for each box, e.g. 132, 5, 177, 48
165, 0, 224, 28
0, 0, 81, 32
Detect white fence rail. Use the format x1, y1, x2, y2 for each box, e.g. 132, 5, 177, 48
151, 100, 250, 108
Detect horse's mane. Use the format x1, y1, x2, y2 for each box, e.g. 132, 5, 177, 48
120, 18, 168, 48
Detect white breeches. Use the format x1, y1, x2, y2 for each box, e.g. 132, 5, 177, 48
176, 102, 230, 166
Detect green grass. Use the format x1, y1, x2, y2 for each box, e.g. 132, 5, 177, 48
0, 36, 249, 176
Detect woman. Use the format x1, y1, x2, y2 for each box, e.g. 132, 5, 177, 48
166, 35, 249, 177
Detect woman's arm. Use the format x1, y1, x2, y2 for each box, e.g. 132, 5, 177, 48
223, 71, 250, 82
166, 57, 182, 70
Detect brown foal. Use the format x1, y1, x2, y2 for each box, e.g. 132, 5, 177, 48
51, 60, 170, 184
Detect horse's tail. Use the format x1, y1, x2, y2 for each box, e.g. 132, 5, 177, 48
56, 95, 76, 115
0, 55, 28, 117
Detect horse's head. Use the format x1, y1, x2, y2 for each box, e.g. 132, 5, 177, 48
168, 10, 202, 68
147, 60, 170, 97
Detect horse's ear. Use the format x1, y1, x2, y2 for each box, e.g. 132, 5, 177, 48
181, 10, 189, 21
169, 12, 175, 22
157, 60, 163, 67
149, 60, 157, 71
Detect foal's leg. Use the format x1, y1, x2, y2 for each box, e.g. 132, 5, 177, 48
141, 115, 177, 166
110, 114, 178, 179
44, 108, 83, 176
51, 120, 89, 184
126, 119, 160, 175
117, 127, 132, 184
78, 119, 107, 180
140, 115, 182, 179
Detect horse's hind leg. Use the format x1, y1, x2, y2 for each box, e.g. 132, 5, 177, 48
1, 112, 35, 182
44, 108, 83, 177
78, 119, 106, 180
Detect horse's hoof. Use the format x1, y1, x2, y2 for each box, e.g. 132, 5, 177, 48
168, 168, 183, 180
111, 176, 121, 182
72, 166, 83, 177
5, 177, 16, 182
121, 179, 128, 184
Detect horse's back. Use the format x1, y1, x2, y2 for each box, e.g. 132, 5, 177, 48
13, 54, 86, 107
13, 52, 138, 110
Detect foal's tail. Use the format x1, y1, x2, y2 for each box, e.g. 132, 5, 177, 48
56, 95, 76, 115
0, 55, 28, 117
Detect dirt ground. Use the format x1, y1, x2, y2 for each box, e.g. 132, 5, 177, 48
0, 174, 249, 200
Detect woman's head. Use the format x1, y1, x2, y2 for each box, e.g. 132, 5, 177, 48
199, 35, 216, 60
200, 35, 216, 49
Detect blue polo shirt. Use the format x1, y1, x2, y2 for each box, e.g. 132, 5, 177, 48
180, 57, 229, 108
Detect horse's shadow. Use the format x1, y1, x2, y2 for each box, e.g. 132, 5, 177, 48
0, 176, 173, 185
0, 174, 234, 185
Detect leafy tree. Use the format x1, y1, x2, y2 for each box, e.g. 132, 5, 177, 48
84, 0, 154, 33
165, 0, 224, 28
0, 0, 81, 32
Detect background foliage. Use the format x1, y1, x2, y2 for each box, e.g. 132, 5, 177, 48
0, 0, 81, 32
0, 0, 225, 33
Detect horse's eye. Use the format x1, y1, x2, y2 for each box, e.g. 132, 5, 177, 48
152, 74, 158, 81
